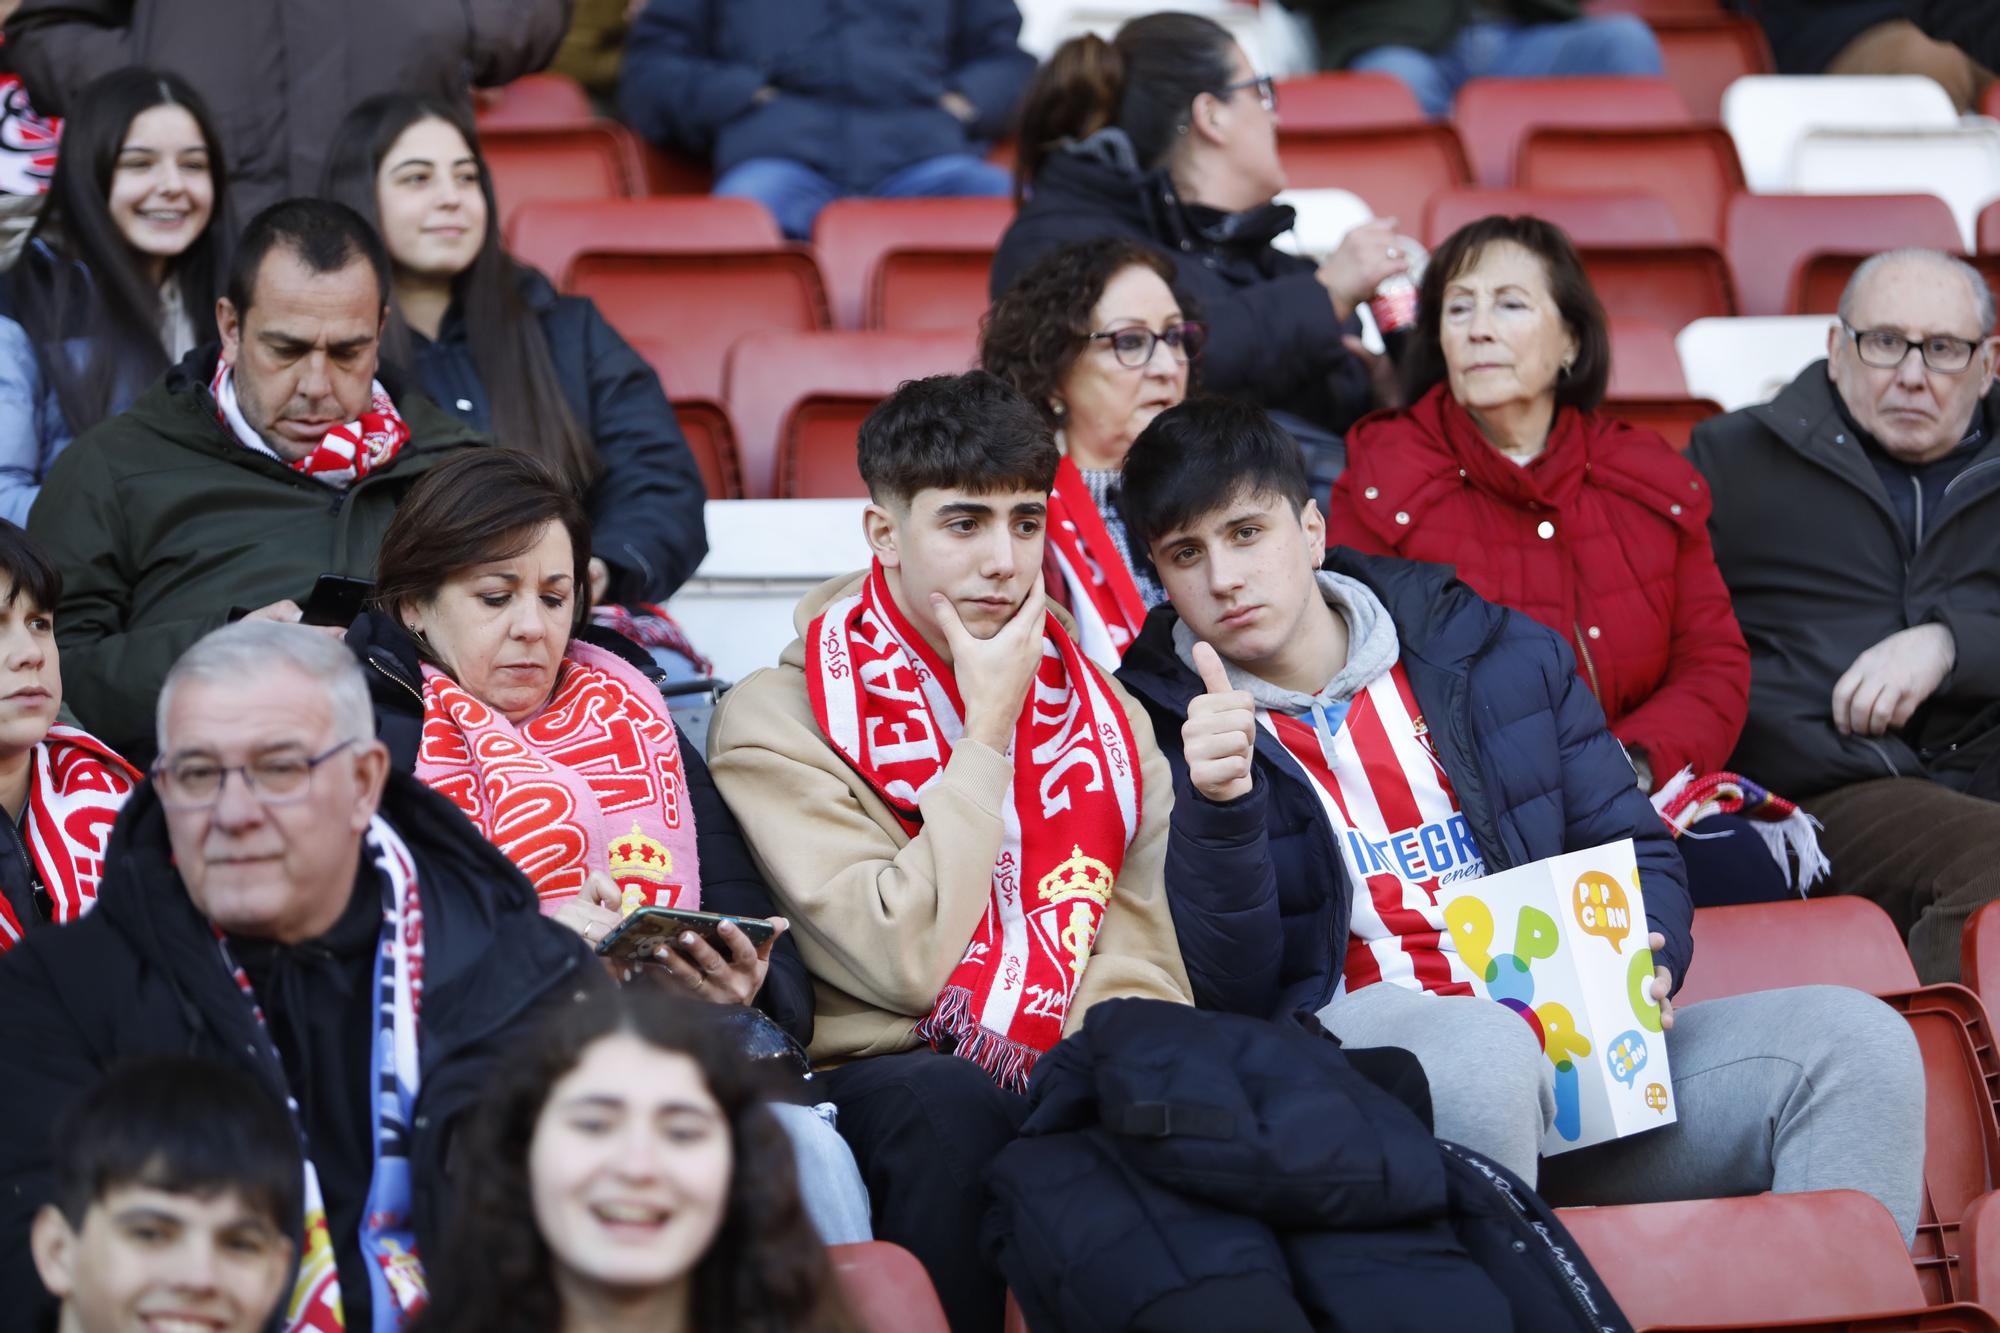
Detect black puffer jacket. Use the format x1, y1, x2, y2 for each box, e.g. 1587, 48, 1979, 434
990, 131, 1373, 437
0, 770, 593, 1329
345, 609, 813, 1046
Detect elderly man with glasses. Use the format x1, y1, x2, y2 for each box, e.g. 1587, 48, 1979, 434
0, 620, 594, 1331
1691, 247, 2000, 983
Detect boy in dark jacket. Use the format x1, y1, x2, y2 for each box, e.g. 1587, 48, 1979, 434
1116, 397, 1924, 1238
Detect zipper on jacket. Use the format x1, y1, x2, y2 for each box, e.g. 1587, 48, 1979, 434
1911, 475, 1926, 545
366, 654, 423, 707
1, 815, 46, 927
1861, 736, 1904, 778
1572, 622, 1602, 698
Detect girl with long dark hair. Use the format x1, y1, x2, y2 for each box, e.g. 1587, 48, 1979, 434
414, 986, 864, 1333
320, 93, 707, 609
0, 66, 227, 522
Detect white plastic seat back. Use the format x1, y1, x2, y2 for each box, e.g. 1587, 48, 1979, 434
1790, 126, 2000, 250
1272, 188, 1377, 261
1721, 75, 1958, 193
1676, 316, 1838, 413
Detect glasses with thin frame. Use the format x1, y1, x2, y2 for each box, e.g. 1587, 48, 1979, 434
1220, 73, 1277, 114
153, 739, 357, 808
1088, 322, 1207, 368
1841, 320, 1983, 374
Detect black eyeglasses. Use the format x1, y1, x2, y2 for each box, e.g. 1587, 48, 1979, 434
1842, 320, 1982, 374
153, 739, 357, 808
1087, 322, 1207, 368
1220, 73, 1277, 114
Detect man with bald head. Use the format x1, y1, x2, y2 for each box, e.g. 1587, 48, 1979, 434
1691, 248, 2000, 982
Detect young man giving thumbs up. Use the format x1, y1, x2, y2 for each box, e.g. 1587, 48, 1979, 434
1114, 397, 1922, 1235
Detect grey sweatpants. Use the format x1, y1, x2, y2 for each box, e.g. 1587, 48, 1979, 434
1319, 981, 1926, 1242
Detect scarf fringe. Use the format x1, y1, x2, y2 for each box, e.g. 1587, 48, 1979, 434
912, 986, 1042, 1094
1651, 765, 1828, 896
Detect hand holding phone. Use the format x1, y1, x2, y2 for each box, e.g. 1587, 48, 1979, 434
597, 906, 787, 1005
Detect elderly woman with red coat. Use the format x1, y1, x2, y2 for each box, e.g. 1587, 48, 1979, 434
1327, 214, 1809, 905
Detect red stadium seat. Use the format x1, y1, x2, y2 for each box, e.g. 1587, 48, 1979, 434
1558, 1191, 1925, 1328
473, 73, 593, 130
1518, 126, 1745, 244
829, 1242, 951, 1333
608, 335, 743, 499
1959, 1190, 2000, 1307
724, 331, 975, 499
1647, 1307, 2000, 1331
1425, 189, 1681, 248
1793, 252, 2000, 316
1271, 72, 1426, 130
1725, 193, 1964, 317
1452, 76, 1693, 188
1675, 898, 1918, 1004
1605, 396, 1723, 452
507, 197, 784, 284
1278, 125, 1472, 228
812, 197, 1012, 330
1650, 14, 1777, 120
1966, 902, 2000, 1014
1979, 201, 2000, 255
1579, 244, 1736, 331
1985, 83, 2000, 121
1607, 318, 1691, 396
1005, 1293, 1028, 1333
638, 142, 714, 196
478, 122, 647, 225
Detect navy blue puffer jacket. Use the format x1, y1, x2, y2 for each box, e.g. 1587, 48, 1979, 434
1115, 549, 1692, 1021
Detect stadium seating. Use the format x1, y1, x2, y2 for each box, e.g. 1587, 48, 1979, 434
1557, 1191, 1927, 1328
1271, 188, 1375, 261
507, 196, 786, 283
1276, 125, 1472, 226
479, 122, 648, 224
472, 72, 593, 129
1517, 126, 1745, 245
1675, 898, 1918, 1005
1786, 250, 2000, 317
1675, 315, 1836, 411
1607, 318, 1691, 397
811, 197, 1014, 331
1959, 1190, 2000, 1307
829, 1242, 951, 1333
723, 331, 976, 499
1725, 194, 1964, 318
1578, 243, 1736, 331
1424, 189, 1682, 248
1604, 397, 1722, 452
1270, 71, 1427, 130
1885, 986, 2000, 1304
1789, 125, 2000, 251
667, 397, 745, 501
1982, 202, 2000, 255
1647, 13, 1775, 120
1965, 903, 2000, 1015
1452, 76, 1693, 188
1721, 75, 1959, 194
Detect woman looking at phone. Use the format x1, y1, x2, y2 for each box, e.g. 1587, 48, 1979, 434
414, 986, 864, 1333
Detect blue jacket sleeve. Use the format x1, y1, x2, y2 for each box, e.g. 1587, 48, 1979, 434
1547, 634, 1695, 992
948, 0, 1034, 139
0, 318, 54, 527
618, 0, 766, 154
1161, 761, 1286, 1019
577, 297, 709, 602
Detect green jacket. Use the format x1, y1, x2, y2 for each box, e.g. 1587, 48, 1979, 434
1296, 0, 1583, 71
27, 346, 487, 760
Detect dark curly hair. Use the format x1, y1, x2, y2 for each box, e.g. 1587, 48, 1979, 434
981, 238, 1189, 430
411, 988, 863, 1333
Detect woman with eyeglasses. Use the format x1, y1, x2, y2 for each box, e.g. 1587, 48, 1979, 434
980, 238, 1199, 666
1326, 214, 1819, 907
992, 12, 1420, 486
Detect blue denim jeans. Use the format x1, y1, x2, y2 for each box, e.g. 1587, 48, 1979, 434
714, 152, 1012, 239
1350, 15, 1663, 117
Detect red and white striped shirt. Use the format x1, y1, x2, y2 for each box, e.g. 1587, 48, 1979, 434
1261, 662, 1487, 998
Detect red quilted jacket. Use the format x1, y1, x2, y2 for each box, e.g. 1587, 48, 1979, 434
1326, 385, 1749, 789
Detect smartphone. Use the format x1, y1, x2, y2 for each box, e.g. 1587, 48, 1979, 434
596, 906, 777, 961
299, 574, 374, 627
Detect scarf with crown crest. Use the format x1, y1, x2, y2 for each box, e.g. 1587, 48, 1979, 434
1047, 456, 1148, 669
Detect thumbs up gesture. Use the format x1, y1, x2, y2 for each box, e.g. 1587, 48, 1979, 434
1184, 640, 1258, 803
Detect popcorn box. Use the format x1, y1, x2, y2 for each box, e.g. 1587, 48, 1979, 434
1434, 838, 1675, 1155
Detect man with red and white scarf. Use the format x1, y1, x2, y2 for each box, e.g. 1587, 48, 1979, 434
26, 197, 486, 764
709, 370, 1191, 1333
0, 621, 592, 1332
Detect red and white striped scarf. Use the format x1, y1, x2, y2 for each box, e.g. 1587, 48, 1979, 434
417, 640, 701, 916
806, 565, 1142, 1090
0, 725, 139, 951
211, 362, 410, 488
1046, 456, 1147, 670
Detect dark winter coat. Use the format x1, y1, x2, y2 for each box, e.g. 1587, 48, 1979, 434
3, 0, 571, 221
1287, 0, 1585, 70
990, 135, 1375, 436
1688, 362, 2000, 798
618, 0, 1033, 194
344, 608, 813, 1046
24, 345, 487, 764
986, 997, 1632, 1333
0, 769, 593, 1330
1115, 549, 1692, 1022
409, 269, 709, 604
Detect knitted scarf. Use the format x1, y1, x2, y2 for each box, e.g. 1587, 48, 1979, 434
806, 565, 1142, 1090
1652, 767, 1829, 894
1047, 456, 1148, 670
211, 362, 411, 488
417, 640, 701, 915
0, 725, 139, 951
220, 818, 426, 1333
